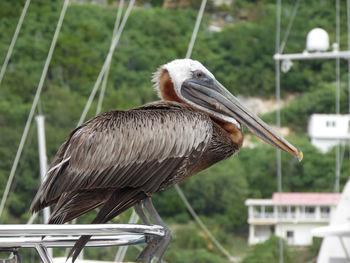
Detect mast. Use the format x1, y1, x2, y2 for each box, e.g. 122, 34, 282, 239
35, 115, 52, 258
35, 115, 50, 223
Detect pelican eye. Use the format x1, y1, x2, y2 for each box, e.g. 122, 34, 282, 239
191, 70, 213, 86
193, 70, 205, 79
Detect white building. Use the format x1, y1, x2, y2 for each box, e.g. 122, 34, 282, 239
245, 192, 340, 246
308, 114, 350, 153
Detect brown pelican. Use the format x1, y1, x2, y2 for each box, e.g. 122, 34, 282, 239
30, 59, 302, 262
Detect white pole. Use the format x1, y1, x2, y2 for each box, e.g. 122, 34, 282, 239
335, 0, 341, 193
275, 0, 283, 262
36, 117, 47, 187
35, 115, 52, 257
35, 116, 50, 223
274, 50, 350, 61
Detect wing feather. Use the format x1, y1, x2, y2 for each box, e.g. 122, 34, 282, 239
31, 102, 212, 213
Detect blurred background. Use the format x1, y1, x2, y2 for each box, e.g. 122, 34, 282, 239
1, 0, 349, 262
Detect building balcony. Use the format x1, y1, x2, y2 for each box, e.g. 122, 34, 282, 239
248, 211, 330, 224
246, 193, 340, 247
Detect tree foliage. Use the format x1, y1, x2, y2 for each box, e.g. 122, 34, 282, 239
0, 0, 346, 261
242, 235, 292, 263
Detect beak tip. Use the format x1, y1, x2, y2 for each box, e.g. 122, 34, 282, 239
296, 149, 303, 162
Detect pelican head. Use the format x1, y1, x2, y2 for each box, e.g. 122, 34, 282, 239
153, 59, 303, 161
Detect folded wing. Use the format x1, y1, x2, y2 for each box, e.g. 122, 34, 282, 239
30, 102, 213, 223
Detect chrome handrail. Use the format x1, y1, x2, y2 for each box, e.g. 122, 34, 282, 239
0, 224, 165, 263
0, 224, 164, 236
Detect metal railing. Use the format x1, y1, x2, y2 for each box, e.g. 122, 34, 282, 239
0, 224, 164, 263
251, 212, 330, 221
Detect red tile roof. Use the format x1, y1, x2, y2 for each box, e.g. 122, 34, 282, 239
272, 192, 341, 205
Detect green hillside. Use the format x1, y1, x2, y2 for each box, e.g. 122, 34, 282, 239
0, 0, 349, 262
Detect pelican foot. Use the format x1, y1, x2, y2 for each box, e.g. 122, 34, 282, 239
153, 227, 173, 261
137, 226, 172, 263
137, 236, 161, 262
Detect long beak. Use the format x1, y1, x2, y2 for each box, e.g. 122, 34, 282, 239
181, 78, 303, 161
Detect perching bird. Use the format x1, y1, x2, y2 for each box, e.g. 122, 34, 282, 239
30, 59, 302, 262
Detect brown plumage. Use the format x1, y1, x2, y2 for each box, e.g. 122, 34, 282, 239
31, 59, 301, 262
31, 101, 237, 221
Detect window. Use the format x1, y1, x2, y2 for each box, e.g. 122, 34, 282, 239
286, 231, 294, 245
279, 206, 295, 218
321, 206, 330, 218
265, 206, 274, 218
290, 206, 296, 218
326, 120, 336, 127
305, 206, 316, 218
253, 206, 262, 218
280, 206, 288, 218
305, 206, 315, 213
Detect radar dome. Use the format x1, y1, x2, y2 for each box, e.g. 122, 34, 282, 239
306, 28, 329, 52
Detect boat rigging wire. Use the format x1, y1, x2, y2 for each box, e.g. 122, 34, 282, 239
278, 0, 300, 54
1, 0, 273, 260
275, 1, 350, 258
0, 0, 70, 219
0, 125, 36, 224
185, 0, 207, 59
66, 4, 135, 258
0, 0, 31, 87
106, 0, 234, 260
94, 2, 138, 260
173, 0, 235, 260
77, 0, 135, 126
175, 184, 234, 261
96, 0, 125, 115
